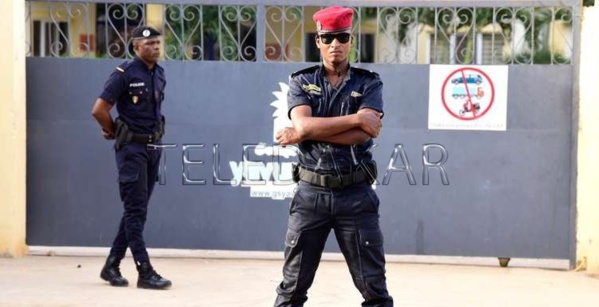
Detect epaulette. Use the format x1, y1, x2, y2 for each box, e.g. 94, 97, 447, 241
291, 65, 320, 78
114, 60, 133, 73
351, 67, 379, 78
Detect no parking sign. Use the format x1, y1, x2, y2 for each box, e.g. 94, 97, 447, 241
428, 65, 508, 131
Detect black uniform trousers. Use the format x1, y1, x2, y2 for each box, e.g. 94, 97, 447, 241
275, 181, 394, 307
109, 143, 162, 264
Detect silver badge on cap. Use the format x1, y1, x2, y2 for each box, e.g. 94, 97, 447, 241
142, 29, 150, 37
316, 21, 322, 31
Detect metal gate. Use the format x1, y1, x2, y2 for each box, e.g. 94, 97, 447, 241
25, 0, 580, 264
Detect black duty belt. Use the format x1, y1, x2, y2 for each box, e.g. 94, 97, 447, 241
296, 165, 373, 189
130, 131, 163, 144
114, 116, 165, 150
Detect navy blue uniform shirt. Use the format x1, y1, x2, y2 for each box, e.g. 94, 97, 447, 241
99, 56, 166, 134
287, 65, 384, 175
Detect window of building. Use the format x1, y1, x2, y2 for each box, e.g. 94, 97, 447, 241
354, 33, 375, 63
480, 34, 505, 64
305, 32, 320, 62
33, 20, 68, 57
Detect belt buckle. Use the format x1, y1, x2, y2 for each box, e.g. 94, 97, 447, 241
323, 175, 341, 189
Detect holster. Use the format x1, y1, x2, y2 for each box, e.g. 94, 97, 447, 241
113, 116, 166, 151
114, 117, 132, 151
362, 160, 378, 185
292, 163, 300, 183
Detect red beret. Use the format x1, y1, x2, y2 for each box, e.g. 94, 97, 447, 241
313, 6, 353, 33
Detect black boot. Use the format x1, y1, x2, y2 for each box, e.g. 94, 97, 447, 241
100, 256, 129, 287
137, 262, 172, 290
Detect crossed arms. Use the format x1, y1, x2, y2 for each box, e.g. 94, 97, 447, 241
275, 105, 382, 146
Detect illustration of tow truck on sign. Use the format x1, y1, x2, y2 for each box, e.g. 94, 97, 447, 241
452, 84, 484, 99
450, 74, 485, 116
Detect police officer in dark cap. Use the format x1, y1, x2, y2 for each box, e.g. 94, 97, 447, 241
92, 25, 171, 290
274, 6, 394, 306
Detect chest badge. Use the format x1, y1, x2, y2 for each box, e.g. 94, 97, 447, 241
132, 96, 139, 104
351, 91, 363, 97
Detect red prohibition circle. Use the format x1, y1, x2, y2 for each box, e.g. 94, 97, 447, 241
440, 67, 495, 121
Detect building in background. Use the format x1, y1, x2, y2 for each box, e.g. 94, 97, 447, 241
25, 1, 574, 64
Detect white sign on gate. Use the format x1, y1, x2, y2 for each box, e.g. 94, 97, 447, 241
428, 65, 508, 131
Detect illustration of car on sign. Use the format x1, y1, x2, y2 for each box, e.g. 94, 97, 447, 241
451, 74, 483, 85
451, 84, 484, 99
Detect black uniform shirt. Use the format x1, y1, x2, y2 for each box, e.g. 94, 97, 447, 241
99, 56, 166, 134
287, 65, 384, 175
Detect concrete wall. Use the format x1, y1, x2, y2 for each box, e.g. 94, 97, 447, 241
576, 5, 599, 274
0, 0, 27, 257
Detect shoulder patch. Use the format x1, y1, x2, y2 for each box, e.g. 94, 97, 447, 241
291, 65, 320, 78
351, 67, 379, 78
115, 60, 133, 73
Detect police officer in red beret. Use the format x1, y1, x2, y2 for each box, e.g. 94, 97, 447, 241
274, 6, 393, 307
92, 26, 171, 290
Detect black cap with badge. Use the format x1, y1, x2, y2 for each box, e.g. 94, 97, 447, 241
131, 26, 161, 40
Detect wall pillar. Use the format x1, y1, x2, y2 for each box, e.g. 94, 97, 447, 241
0, 0, 28, 257
576, 5, 599, 274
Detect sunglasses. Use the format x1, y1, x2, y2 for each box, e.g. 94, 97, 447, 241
318, 33, 351, 44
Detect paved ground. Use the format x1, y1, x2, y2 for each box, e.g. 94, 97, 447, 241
1, 253, 599, 307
